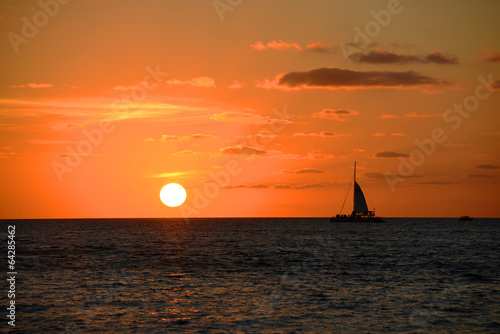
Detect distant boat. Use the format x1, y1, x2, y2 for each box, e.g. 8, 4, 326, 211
458, 215, 473, 221
330, 162, 384, 223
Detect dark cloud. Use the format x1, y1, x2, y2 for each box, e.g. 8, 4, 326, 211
277, 67, 449, 89
374, 151, 410, 158
474, 164, 500, 170
220, 145, 266, 155
348, 49, 458, 65
415, 181, 454, 185
274, 183, 325, 189
249, 184, 269, 188
312, 109, 359, 121
466, 174, 496, 179
282, 168, 326, 174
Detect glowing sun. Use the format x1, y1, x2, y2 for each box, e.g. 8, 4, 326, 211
160, 183, 187, 207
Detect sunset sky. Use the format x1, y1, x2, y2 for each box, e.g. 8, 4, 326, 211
1, 0, 499, 219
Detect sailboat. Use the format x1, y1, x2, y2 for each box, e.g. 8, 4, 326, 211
330, 162, 385, 223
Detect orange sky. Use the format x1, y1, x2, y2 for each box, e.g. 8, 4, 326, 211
1, 0, 499, 218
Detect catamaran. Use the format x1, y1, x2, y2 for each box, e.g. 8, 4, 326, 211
330, 162, 384, 223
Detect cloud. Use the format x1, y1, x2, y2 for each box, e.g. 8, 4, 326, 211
145, 134, 217, 142
150, 171, 199, 178
373, 132, 386, 137
0, 151, 17, 159
475, 49, 500, 62
293, 131, 350, 138
404, 112, 444, 118
282, 168, 326, 174
275, 183, 325, 189
165, 77, 215, 88
465, 174, 496, 179
172, 150, 201, 156
220, 145, 267, 155
364, 172, 386, 179
211, 111, 294, 125
415, 181, 455, 185
10, 83, 54, 89
250, 40, 302, 51
306, 41, 334, 53
312, 108, 359, 121
228, 80, 243, 89
257, 67, 450, 91
348, 49, 459, 65
391, 133, 407, 136
353, 148, 366, 152
474, 164, 500, 170
380, 114, 399, 119
374, 151, 410, 158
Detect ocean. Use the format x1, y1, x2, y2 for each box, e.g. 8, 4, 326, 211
1, 218, 499, 333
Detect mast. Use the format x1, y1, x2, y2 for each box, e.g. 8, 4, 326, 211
353, 161, 356, 214
354, 161, 356, 182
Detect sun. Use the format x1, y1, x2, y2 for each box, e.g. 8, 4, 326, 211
160, 183, 187, 207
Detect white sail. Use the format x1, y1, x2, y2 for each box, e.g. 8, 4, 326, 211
353, 181, 369, 214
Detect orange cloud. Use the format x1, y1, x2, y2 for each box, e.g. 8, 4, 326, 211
165, 77, 215, 87
228, 80, 243, 89
144, 134, 217, 142
380, 114, 399, 119
211, 111, 294, 125
10, 83, 54, 89
306, 41, 334, 53
250, 40, 302, 51
373, 132, 386, 137
404, 112, 444, 118
475, 49, 500, 62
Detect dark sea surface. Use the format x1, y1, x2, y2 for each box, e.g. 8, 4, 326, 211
1, 217, 499, 333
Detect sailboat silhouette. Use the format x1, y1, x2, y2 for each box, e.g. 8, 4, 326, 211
330, 162, 385, 222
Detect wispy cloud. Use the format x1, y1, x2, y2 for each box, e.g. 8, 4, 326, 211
228, 80, 244, 89
293, 131, 351, 138
404, 112, 444, 118
379, 114, 399, 119
211, 111, 294, 125
165, 77, 215, 88
144, 134, 217, 142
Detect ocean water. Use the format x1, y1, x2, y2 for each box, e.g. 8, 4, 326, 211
1, 218, 499, 333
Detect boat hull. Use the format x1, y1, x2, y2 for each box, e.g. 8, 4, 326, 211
330, 216, 385, 223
